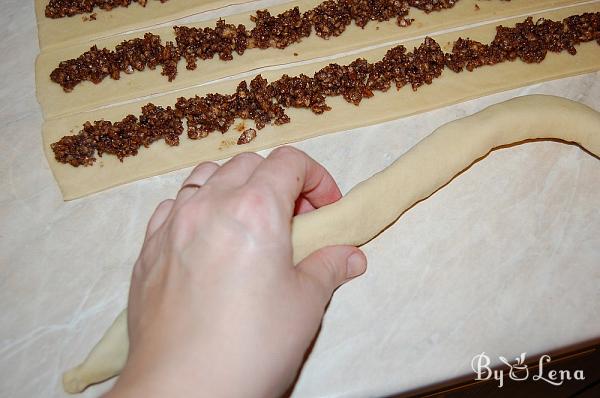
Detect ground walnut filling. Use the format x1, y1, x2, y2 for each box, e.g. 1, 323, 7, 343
50, 12, 600, 167
45, 0, 170, 19
49, 0, 508, 92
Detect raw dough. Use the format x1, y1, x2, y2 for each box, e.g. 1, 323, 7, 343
61, 94, 600, 393
35, 0, 258, 50
62, 311, 129, 394
42, 3, 600, 200
35, 0, 585, 119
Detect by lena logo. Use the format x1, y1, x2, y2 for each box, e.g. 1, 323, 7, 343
471, 352, 585, 388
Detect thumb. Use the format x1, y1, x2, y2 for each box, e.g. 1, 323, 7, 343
296, 246, 367, 299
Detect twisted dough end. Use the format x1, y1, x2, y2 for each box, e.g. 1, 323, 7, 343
62, 310, 128, 394
64, 95, 600, 393
63, 365, 86, 394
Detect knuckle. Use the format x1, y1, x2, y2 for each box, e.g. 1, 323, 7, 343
230, 186, 278, 231
271, 146, 300, 158
233, 151, 262, 163
156, 199, 174, 211
149, 199, 173, 224
236, 186, 272, 214
185, 162, 218, 184
193, 161, 218, 173
168, 202, 198, 237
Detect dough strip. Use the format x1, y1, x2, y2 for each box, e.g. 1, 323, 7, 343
35, 0, 260, 50
43, 3, 600, 200
36, 0, 588, 119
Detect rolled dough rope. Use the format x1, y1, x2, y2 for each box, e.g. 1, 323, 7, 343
62, 95, 600, 393
63, 311, 129, 394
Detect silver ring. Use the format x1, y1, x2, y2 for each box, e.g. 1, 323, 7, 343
178, 183, 202, 193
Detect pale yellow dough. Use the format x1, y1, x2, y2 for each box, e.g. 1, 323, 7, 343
35, 0, 258, 50
36, 0, 588, 119
43, 4, 600, 200
62, 311, 128, 394
61, 94, 600, 394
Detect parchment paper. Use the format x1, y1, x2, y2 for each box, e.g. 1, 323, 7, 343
1, 1, 599, 397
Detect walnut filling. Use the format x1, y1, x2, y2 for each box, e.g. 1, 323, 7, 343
50, 0, 512, 92
45, 0, 170, 19
50, 12, 600, 167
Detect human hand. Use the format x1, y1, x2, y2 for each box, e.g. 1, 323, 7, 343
108, 147, 367, 398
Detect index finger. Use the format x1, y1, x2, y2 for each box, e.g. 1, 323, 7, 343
247, 146, 342, 216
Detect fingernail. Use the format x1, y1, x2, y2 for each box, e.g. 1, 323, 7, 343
346, 252, 366, 278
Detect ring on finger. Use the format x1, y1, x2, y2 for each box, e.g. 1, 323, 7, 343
178, 183, 203, 193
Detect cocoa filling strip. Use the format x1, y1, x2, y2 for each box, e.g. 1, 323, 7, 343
45, 0, 170, 19
50, 12, 600, 167
50, 0, 514, 91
